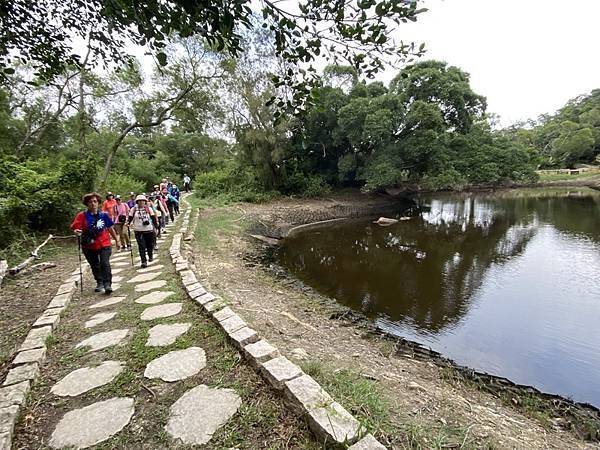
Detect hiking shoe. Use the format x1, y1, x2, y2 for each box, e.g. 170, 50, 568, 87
94, 281, 104, 293
104, 283, 113, 294
141, 263, 147, 268
148, 257, 153, 262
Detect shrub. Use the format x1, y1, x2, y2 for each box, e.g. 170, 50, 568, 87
421, 169, 467, 191
104, 172, 146, 197
301, 174, 332, 198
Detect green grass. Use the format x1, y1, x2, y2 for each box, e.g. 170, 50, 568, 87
193, 209, 244, 248
538, 171, 600, 182
301, 359, 494, 449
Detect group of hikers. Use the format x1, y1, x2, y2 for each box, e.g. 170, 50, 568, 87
71, 176, 190, 294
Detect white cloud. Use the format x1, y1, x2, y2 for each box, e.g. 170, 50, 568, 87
385, 0, 600, 125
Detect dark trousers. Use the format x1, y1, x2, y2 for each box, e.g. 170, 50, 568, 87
167, 202, 175, 221
184, 182, 190, 192
174, 201, 180, 215
134, 231, 155, 263
82, 246, 112, 285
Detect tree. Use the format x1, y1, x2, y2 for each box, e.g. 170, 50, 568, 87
390, 60, 486, 132
0, 0, 426, 109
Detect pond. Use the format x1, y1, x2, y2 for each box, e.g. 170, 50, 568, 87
278, 188, 600, 407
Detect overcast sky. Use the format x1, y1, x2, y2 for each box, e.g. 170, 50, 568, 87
388, 0, 600, 125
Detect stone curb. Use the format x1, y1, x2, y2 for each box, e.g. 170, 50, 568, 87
169, 198, 387, 448
0, 262, 90, 450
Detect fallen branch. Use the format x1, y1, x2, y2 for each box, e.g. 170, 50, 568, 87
0, 260, 7, 289
25, 262, 57, 273
8, 234, 54, 275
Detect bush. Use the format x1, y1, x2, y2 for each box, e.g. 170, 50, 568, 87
194, 167, 279, 203
0, 158, 90, 248
301, 174, 332, 198
104, 172, 146, 197
421, 169, 467, 190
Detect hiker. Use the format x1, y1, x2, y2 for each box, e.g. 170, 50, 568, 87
127, 194, 157, 268
153, 193, 169, 235
183, 174, 191, 192
148, 194, 163, 245
71, 192, 118, 294
113, 195, 131, 251
172, 184, 180, 215
163, 188, 177, 222
102, 192, 117, 221
126, 192, 136, 209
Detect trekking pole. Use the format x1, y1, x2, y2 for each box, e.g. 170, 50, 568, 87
77, 235, 84, 295
127, 226, 134, 267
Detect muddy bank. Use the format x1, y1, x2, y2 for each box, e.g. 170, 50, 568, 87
190, 191, 600, 449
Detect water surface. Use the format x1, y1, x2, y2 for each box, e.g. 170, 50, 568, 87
278, 188, 600, 406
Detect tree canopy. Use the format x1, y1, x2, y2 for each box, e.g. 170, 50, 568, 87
0, 0, 427, 109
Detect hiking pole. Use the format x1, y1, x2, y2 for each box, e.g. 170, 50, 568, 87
127, 226, 134, 267
77, 235, 84, 295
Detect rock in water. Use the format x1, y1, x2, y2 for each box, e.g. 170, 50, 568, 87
373, 217, 398, 226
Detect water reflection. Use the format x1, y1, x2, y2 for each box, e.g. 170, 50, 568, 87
278, 188, 600, 405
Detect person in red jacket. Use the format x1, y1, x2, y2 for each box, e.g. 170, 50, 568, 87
71, 192, 118, 294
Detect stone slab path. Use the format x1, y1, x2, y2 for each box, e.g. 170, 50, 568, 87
49, 397, 134, 448
135, 280, 167, 292
51, 361, 124, 397
146, 323, 191, 346
144, 347, 206, 381
75, 329, 129, 352
166, 384, 241, 445
127, 272, 162, 283
85, 312, 116, 328
140, 303, 182, 320
7, 205, 322, 449
135, 290, 175, 305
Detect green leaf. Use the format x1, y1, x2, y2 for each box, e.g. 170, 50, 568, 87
156, 52, 167, 66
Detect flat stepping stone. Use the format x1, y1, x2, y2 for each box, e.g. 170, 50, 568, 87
135, 291, 175, 305
112, 268, 124, 275
89, 296, 126, 309
49, 397, 134, 448
127, 272, 162, 283
76, 329, 129, 352
135, 258, 160, 266
165, 385, 241, 445
140, 303, 182, 320
113, 261, 131, 267
51, 361, 124, 397
146, 323, 191, 346
144, 347, 206, 381
135, 280, 167, 292
137, 264, 164, 273
112, 275, 124, 283
85, 312, 117, 328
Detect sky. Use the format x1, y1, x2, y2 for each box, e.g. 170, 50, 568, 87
388, 0, 600, 125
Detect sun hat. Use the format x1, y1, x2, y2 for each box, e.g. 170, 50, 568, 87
106, 191, 114, 199
135, 194, 147, 202
129, 192, 135, 196
82, 192, 102, 206
115, 195, 121, 200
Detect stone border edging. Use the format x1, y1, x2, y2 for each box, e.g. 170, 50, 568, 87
170, 198, 386, 449
0, 260, 90, 449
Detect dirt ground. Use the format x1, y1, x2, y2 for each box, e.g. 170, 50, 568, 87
0, 241, 78, 379
188, 192, 600, 450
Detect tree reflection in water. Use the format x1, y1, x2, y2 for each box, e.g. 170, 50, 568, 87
278, 189, 600, 334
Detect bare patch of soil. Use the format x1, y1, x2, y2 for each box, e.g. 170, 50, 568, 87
0, 241, 78, 379
188, 192, 599, 449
